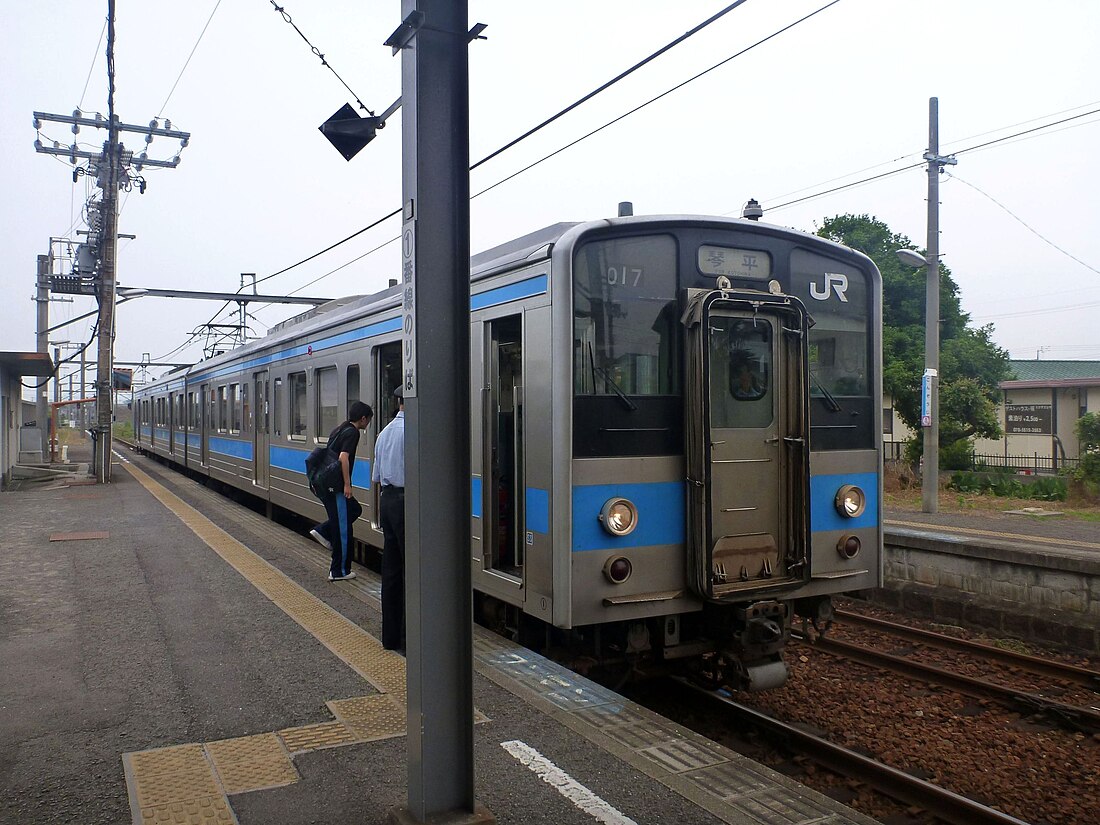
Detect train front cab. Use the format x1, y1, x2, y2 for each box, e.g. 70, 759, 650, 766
554, 219, 882, 690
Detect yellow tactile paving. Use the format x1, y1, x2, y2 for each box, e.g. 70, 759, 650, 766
139, 795, 236, 824
131, 763, 223, 809
204, 734, 299, 795
328, 694, 407, 742
278, 721, 360, 753
119, 461, 496, 823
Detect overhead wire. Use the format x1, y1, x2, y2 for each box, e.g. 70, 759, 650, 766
158, 0, 222, 117
251, 0, 841, 309
195, 0, 766, 336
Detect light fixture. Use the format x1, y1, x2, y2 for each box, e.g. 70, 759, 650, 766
599, 497, 638, 536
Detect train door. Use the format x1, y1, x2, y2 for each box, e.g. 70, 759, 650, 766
483, 315, 524, 582
200, 383, 210, 467
253, 371, 269, 488
685, 293, 810, 600
372, 342, 402, 528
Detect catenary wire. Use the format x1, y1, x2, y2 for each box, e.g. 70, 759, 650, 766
246, 0, 842, 312
78, 18, 108, 110
946, 171, 1100, 277
470, 0, 753, 172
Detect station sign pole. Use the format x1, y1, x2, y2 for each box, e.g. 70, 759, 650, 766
393, 1, 492, 823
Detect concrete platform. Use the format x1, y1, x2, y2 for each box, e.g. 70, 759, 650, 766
1, 447, 877, 825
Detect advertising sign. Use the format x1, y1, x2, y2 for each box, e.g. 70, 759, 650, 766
1005, 404, 1052, 435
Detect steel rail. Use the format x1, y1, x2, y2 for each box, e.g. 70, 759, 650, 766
794, 632, 1100, 734
835, 609, 1100, 691
671, 677, 1032, 825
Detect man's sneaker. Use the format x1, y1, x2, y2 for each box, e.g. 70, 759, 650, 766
328, 571, 357, 582
310, 529, 332, 551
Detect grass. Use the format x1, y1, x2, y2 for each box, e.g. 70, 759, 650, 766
883, 479, 1100, 521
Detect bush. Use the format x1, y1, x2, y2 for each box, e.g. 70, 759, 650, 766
948, 471, 1066, 501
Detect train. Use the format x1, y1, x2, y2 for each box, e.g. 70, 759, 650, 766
133, 212, 882, 691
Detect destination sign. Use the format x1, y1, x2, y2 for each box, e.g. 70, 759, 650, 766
1005, 404, 1052, 435
698, 245, 771, 280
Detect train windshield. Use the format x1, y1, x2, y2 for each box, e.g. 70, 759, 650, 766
573, 234, 680, 396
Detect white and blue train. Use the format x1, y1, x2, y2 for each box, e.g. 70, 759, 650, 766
134, 212, 882, 690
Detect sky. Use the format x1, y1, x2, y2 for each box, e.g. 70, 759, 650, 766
3, 0, 1099, 396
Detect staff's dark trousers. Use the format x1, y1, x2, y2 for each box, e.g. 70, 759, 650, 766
379, 486, 406, 651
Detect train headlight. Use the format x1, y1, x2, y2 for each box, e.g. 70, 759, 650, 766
603, 555, 633, 584
599, 498, 638, 536
834, 485, 866, 518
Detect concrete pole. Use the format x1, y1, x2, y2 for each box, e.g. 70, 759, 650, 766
35, 254, 50, 459
95, 1, 119, 483
395, 1, 489, 823
80, 346, 87, 430
923, 98, 941, 513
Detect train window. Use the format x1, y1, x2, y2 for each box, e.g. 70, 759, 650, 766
790, 249, 873, 450
273, 378, 283, 437
347, 365, 360, 406
188, 392, 197, 428
573, 234, 680, 396
288, 372, 307, 440
709, 317, 773, 429
230, 384, 241, 433
217, 386, 228, 432
316, 367, 339, 439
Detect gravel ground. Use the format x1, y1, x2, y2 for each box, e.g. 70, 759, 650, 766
745, 601, 1099, 824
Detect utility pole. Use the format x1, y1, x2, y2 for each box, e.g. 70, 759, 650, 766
35, 255, 50, 460
33, 0, 189, 482
921, 97, 957, 514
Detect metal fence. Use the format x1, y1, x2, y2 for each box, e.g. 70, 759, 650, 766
970, 453, 1080, 474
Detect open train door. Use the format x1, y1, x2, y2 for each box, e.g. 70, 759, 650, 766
683, 289, 811, 603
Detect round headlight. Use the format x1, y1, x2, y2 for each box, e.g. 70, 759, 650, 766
599, 497, 638, 536
834, 485, 866, 518
603, 555, 633, 584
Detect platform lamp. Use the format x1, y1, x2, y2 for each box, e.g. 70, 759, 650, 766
895, 248, 939, 513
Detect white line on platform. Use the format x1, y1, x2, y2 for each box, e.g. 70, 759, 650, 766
112, 450, 130, 464
501, 740, 637, 825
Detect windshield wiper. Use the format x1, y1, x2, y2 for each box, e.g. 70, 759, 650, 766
588, 342, 637, 411
809, 371, 843, 412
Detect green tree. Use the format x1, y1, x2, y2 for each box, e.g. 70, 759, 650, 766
817, 214, 1010, 465
1072, 412, 1100, 488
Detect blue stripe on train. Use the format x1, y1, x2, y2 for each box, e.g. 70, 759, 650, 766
209, 436, 252, 460
809, 472, 879, 532
269, 444, 372, 488
570, 473, 879, 552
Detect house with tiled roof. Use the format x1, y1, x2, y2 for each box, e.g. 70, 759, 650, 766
885, 360, 1100, 470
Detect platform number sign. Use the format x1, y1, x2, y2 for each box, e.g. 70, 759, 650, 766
401, 218, 417, 398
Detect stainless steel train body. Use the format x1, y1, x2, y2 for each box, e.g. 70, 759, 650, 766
134, 214, 882, 689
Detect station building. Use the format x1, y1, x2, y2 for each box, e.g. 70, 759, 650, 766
884, 360, 1100, 471
0, 351, 54, 485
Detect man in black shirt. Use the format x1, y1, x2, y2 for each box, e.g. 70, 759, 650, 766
310, 401, 373, 581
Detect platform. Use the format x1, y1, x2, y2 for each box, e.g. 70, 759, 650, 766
1, 447, 878, 825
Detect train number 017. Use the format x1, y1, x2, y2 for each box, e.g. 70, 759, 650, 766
605, 266, 642, 286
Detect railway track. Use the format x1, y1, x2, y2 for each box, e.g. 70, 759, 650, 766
792, 629, 1100, 735
835, 609, 1100, 691
669, 677, 1031, 825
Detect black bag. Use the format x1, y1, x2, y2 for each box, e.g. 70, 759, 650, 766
305, 424, 350, 498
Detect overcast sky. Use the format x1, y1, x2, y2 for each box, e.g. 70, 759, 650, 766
3, 0, 1099, 393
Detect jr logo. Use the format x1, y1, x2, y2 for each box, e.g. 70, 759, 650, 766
809, 272, 849, 302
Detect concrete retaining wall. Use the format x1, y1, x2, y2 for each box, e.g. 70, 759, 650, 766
871, 528, 1100, 654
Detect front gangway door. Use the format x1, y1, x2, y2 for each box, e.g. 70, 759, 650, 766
683, 290, 811, 601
